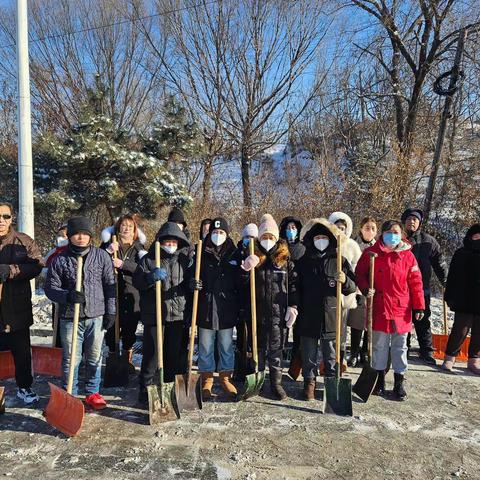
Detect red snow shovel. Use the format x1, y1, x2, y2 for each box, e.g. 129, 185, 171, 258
353, 252, 379, 403
44, 256, 85, 437
175, 240, 203, 412
323, 235, 353, 416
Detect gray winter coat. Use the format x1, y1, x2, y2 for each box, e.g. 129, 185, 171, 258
45, 247, 116, 320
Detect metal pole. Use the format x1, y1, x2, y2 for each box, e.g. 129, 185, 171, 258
16, 0, 34, 237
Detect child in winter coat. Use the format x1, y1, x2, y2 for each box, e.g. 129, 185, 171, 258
294, 218, 356, 401
195, 217, 240, 399
442, 223, 480, 375
241, 214, 297, 400
101, 215, 147, 372
133, 222, 192, 404
355, 220, 425, 400
45, 217, 116, 410
348, 216, 378, 367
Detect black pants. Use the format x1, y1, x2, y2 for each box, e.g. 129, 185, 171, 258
407, 294, 433, 354
350, 328, 368, 355
105, 306, 140, 352
445, 312, 480, 359
139, 322, 188, 388
0, 328, 33, 389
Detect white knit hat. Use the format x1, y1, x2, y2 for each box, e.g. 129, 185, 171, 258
258, 214, 279, 241
242, 223, 258, 238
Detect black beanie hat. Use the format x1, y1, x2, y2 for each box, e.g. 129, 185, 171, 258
67, 217, 93, 238
209, 217, 230, 235
401, 208, 423, 224
168, 207, 186, 226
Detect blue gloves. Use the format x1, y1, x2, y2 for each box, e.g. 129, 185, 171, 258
147, 267, 168, 285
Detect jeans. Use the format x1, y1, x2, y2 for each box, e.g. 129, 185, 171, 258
198, 327, 234, 372
60, 317, 105, 396
0, 328, 33, 389
445, 312, 480, 359
372, 329, 408, 374
301, 336, 336, 379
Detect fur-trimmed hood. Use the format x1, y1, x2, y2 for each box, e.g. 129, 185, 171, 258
300, 218, 345, 248
101, 225, 147, 246
328, 212, 354, 239
255, 238, 290, 268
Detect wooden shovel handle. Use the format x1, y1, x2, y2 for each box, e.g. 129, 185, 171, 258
155, 242, 164, 371
249, 239, 259, 370
335, 235, 343, 370
67, 256, 83, 395
442, 287, 448, 336
367, 252, 378, 362
188, 240, 203, 375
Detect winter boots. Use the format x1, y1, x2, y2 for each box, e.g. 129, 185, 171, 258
393, 373, 407, 401
201, 372, 214, 399
270, 370, 287, 401
441, 355, 455, 372
372, 370, 386, 396
303, 379, 316, 401
468, 358, 480, 375
219, 371, 238, 398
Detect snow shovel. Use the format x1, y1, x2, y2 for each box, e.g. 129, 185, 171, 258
148, 241, 179, 424
103, 236, 130, 388
237, 238, 265, 401
175, 240, 203, 412
32, 304, 63, 377
353, 252, 378, 403
324, 235, 353, 416
44, 256, 85, 437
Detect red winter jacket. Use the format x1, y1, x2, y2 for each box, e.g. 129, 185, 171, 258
355, 239, 425, 335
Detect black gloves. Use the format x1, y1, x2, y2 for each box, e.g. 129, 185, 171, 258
413, 310, 425, 321
0, 264, 10, 283
67, 290, 86, 305
102, 314, 116, 331
189, 278, 203, 291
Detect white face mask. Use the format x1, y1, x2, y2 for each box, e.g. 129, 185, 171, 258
261, 239, 276, 252
211, 233, 227, 246
56, 236, 68, 247
161, 245, 177, 255
314, 239, 329, 251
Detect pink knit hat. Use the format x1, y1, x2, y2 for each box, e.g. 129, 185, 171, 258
258, 214, 279, 241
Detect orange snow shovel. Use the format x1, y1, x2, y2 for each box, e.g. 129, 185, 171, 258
432, 289, 470, 361
44, 256, 85, 437
176, 240, 203, 412
324, 235, 353, 416
353, 252, 378, 403
148, 241, 179, 424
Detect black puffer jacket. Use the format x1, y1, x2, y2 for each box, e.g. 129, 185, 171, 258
133, 222, 193, 325
294, 219, 356, 340
445, 224, 480, 315
197, 235, 240, 330
406, 229, 447, 293
279, 216, 306, 261
241, 239, 296, 349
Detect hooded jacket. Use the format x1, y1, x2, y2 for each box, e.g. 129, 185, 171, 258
294, 219, 357, 340
133, 222, 193, 325
279, 216, 306, 261
445, 224, 480, 315
328, 212, 362, 309
355, 238, 425, 335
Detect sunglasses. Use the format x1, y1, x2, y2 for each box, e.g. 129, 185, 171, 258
0, 214, 12, 220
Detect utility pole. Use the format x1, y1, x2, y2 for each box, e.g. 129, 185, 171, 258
16, 0, 34, 237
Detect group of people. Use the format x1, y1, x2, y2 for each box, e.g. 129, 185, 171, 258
0, 199, 479, 411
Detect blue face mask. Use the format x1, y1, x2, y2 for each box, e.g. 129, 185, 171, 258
286, 229, 297, 241
383, 232, 401, 248
242, 237, 250, 248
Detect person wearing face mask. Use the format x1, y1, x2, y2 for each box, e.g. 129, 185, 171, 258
45, 216, 116, 410
195, 217, 240, 399
101, 215, 147, 373
240, 214, 297, 400
401, 208, 447, 365
442, 224, 480, 375
347, 216, 378, 367
294, 218, 356, 401
133, 222, 193, 404
355, 220, 425, 401
0, 201, 43, 405
328, 212, 362, 371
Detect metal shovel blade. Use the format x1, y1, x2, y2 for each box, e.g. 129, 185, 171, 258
0, 386, 5, 414
237, 370, 266, 401
32, 345, 63, 377
103, 352, 130, 388
323, 376, 353, 416
352, 364, 378, 403
175, 373, 202, 412
0, 350, 15, 380
43, 382, 85, 436
147, 382, 178, 424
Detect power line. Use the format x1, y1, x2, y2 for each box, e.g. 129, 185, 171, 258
0, 0, 218, 50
